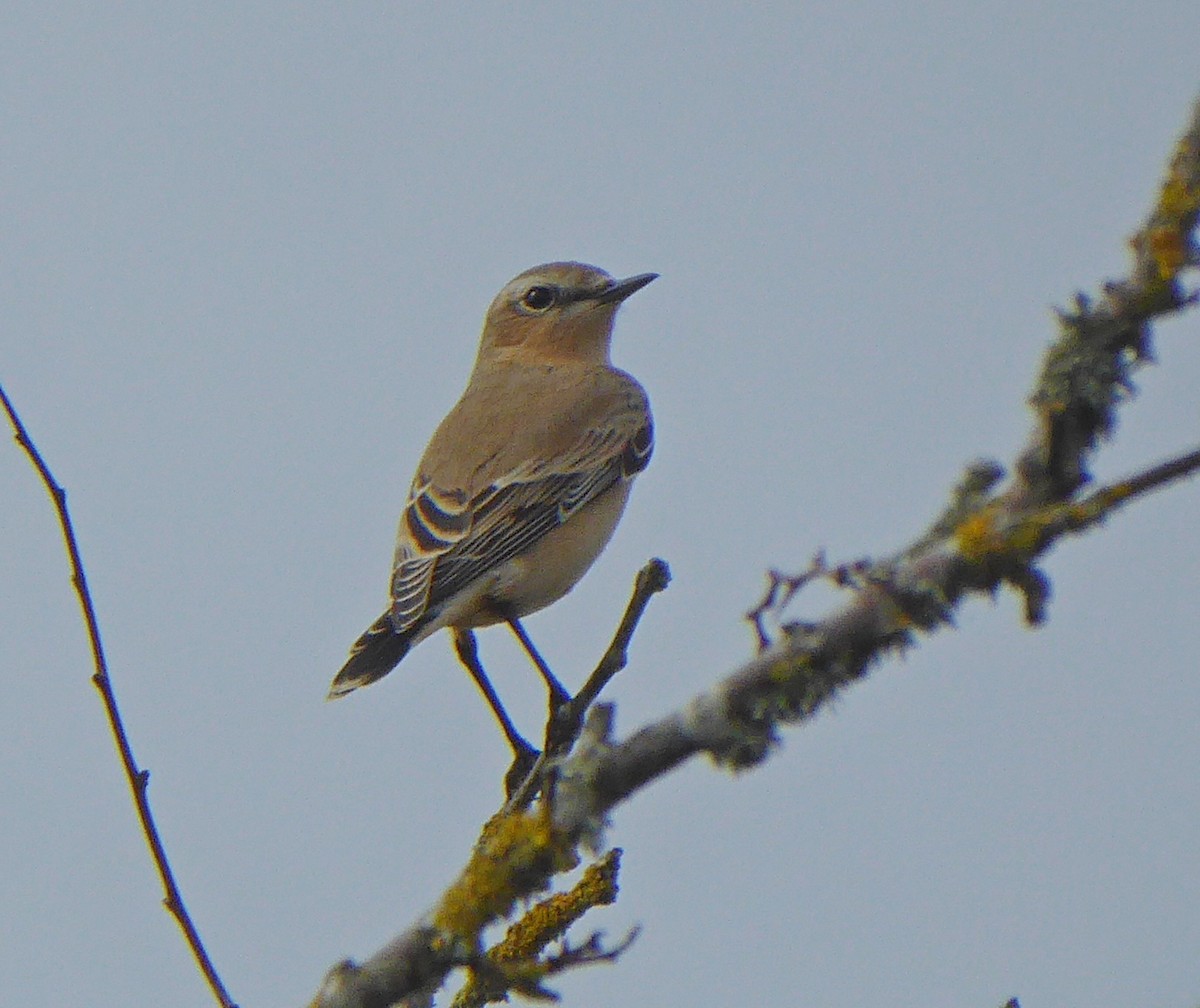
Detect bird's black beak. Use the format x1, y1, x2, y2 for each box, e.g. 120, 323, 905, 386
594, 272, 658, 305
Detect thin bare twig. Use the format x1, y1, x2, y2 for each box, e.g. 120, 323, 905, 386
544, 558, 671, 752
0, 384, 237, 1008
744, 551, 882, 650
745, 553, 828, 650
502, 559, 671, 812
573, 557, 671, 715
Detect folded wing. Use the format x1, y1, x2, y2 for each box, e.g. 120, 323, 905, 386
388, 413, 653, 634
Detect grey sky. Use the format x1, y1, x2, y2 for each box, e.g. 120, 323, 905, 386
3, 4, 1198, 1006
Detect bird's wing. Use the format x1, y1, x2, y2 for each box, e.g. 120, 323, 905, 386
387, 408, 652, 633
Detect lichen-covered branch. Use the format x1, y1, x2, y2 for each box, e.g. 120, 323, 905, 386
307, 96, 1200, 1008
450, 849, 625, 1008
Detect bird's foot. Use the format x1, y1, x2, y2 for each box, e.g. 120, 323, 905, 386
503, 740, 541, 800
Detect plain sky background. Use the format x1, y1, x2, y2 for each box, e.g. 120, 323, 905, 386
2, 5, 1198, 1007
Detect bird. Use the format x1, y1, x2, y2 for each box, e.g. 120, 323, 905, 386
329, 261, 656, 763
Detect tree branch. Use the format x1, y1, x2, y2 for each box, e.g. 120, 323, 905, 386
0, 386, 238, 1008
306, 94, 1200, 1008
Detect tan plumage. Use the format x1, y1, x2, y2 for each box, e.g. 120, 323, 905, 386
329, 262, 655, 699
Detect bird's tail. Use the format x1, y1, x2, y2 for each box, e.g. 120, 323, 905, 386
327, 611, 413, 699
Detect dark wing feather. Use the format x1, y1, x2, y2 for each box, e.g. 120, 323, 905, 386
387, 417, 652, 634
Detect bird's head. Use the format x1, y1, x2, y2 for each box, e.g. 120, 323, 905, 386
478, 262, 657, 365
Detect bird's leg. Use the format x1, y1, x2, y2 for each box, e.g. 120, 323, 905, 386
504, 616, 572, 710
452, 628, 538, 795
503, 616, 583, 755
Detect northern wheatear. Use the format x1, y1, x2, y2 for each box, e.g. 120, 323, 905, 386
330, 262, 655, 761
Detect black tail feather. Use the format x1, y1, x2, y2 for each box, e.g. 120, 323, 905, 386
327, 612, 413, 699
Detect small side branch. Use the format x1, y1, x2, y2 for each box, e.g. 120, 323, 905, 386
504, 558, 671, 811
545, 558, 671, 753
574, 557, 671, 715
0, 385, 237, 1008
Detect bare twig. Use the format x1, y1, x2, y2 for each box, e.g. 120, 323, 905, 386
504, 558, 671, 811
544, 558, 671, 753
573, 558, 671, 715
745, 552, 829, 650
0, 385, 237, 1008
306, 95, 1200, 1008
744, 551, 886, 650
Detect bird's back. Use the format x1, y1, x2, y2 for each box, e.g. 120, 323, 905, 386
414, 360, 650, 499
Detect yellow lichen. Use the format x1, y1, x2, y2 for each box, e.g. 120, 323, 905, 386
434, 808, 577, 943
451, 851, 623, 1008
1005, 510, 1055, 554
768, 654, 801, 683
954, 506, 1006, 560
1158, 164, 1200, 218
966, 484, 1136, 564
495, 849, 621, 963
956, 504, 1066, 563
1148, 226, 1189, 280
1148, 138, 1200, 280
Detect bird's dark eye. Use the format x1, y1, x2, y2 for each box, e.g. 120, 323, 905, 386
520, 285, 556, 311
